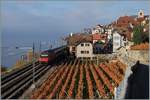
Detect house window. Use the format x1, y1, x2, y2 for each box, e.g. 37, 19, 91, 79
124, 43, 126, 46
114, 36, 120, 40
85, 43, 90, 46
114, 42, 119, 46
87, 51, 89, 54
81, 51, 89, 54
81, 51, 84, 54
81, 43, 84, 46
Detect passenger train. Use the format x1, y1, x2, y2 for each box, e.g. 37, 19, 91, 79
39, 45, 69, 64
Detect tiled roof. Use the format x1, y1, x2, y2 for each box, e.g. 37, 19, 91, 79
116, 16, 138, 28
65, 33, 92, 46
136, 17, 145, 22
92, 34, 107, 41
125, 31, 132, 41
92, 34, 101, 40
130, 43, 149, 50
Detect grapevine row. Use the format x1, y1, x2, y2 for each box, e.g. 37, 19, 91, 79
92, 63, 114, 94
31, 63, 64, 99
116, 61, 126, 73
75, 63, 83, 99
67, 61, 80, 98
30, 59, 127, 99
89, 62, 106, 98
37, 63, 67, 99
99, 63, 120, 86
105, 62, 123, 81
47, 63, 70, 99
84, 63, 94, 99
58, 61, 75, 99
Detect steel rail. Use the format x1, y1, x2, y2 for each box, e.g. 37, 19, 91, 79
1, 46, 68, 99
1, 64, 43, 98
1, 64, 50, 99
7, 65, 51, 99
1, 64, 42, 92
1, 61, 39, 84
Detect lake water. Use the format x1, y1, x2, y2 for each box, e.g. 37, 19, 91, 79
1, 33, 66, 68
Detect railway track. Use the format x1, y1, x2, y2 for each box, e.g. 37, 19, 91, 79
1, 61, 52, 99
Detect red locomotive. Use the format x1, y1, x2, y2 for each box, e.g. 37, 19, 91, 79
39, 46, 69, 64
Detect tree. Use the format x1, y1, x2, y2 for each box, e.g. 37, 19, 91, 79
13, 60, 26, 68
141, 32, 149, 43
132, 25, 144, 44
97, 40, 104, 44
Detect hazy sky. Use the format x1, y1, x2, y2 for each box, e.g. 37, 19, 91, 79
1, 0, 150, 45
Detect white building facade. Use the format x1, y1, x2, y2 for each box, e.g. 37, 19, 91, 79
113, 31, 122, 52
76, 42, 94, 59
138, 10, 144, 18
92, 25, 104, 34
92, 29, 100, 34
105, 28, 113, 40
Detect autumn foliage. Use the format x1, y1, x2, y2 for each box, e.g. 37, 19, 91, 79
130, 42, 149, 50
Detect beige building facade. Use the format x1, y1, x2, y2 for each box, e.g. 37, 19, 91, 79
76, 42, 94, 59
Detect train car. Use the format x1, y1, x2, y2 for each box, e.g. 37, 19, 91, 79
39, 50, 55, 64
39, 45, 69, 64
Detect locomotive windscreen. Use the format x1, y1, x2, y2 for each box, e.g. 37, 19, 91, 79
41, 54, 48, 57
40, 52, 49, 58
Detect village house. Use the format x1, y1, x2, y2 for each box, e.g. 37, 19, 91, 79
138, 10, 144, 18
92, 33, 107, 44
92, 24, 104, 34
135, 10, 149, 26
92, 28, 99, 34
92, 33, 101, 44
115, 16, 138, 29
65, 10, 148, 58
113, 31, 121, 52
105, 27, 113, 41
111, 10, 149, 49
112, 31, 127, 52
65, 32, 92, 56
76, 41, 94, 60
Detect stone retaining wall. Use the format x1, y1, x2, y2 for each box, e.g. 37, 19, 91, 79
115, 50, 149, 99
127, 50, 149, 64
